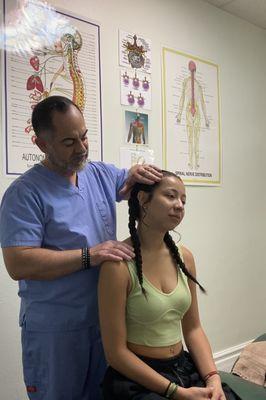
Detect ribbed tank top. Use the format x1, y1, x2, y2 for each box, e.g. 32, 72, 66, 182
126, 251, 192, 347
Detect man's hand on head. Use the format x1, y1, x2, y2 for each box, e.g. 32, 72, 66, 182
119, 164, 162, 199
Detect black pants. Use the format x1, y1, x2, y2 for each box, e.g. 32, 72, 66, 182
102, 350, 241, 399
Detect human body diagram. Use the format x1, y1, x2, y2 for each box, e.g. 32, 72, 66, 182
177, 61, 209, 170
25, 30, 85, 135
127, 115, 145, 144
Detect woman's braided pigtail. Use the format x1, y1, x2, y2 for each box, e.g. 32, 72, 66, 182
128, 194, 146, 297
164, 232, 206, 293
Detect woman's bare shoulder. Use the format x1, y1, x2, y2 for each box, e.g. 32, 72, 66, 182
123, 237, 132, 246
180, 245, 196, 274
100, 251, 130, 276
180, 244, 193, 259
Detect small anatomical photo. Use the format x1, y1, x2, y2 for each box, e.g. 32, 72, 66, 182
125, 110, 148, 145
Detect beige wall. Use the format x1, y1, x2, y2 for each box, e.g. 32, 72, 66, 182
0, 0, 266, 398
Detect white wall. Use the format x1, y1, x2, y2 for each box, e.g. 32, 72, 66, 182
1, 0, 266, 398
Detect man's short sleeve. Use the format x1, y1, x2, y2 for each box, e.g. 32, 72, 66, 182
102, 163, 128, 202
0, 183, 44, 248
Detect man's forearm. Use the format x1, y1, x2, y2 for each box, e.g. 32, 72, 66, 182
2, 246, 84, 281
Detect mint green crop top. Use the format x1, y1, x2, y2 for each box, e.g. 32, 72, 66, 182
126, 254, 191, 347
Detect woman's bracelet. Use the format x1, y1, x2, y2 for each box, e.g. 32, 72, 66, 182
165, 381, 178, 398
164, 381, 171, 396
203, 370, 219, 382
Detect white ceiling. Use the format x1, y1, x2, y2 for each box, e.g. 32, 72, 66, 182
201, 0, 266, 30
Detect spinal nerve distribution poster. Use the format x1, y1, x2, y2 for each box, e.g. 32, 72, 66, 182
162, 47, 221, 186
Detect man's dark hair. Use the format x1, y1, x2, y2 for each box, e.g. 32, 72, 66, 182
31, 96, 81, 137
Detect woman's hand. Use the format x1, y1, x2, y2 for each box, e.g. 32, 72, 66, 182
172, 385, 213, 399
206, 375, 226, 400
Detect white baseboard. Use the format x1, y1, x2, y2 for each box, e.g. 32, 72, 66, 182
213, 339, 252, 372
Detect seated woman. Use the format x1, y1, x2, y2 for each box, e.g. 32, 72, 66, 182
98, 171, 239, 400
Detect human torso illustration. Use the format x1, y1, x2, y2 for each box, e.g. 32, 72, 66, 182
127, 116, 145, 144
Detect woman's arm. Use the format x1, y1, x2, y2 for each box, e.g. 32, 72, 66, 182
99, 259, 214, 400
98, 260, 170, 395
181, 246, 225, 399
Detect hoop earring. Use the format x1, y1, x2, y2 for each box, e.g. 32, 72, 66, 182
172, 230, 181, 243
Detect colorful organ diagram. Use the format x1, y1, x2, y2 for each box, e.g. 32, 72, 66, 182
127, 114, 145, 144
177, 60, 209, 170
25, 30, 85, 135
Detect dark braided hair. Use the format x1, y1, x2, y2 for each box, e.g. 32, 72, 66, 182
128, 170, 206, 296
128, 195, 146, 297
164, 232, 206, 293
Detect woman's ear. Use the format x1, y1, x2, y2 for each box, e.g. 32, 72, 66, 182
137, 191, 149, 208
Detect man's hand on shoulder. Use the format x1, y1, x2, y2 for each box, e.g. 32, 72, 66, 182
119, 164, 162, 199
90, 241, 135, 266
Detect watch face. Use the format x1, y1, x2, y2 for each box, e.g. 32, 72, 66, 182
128, 51, 144, 69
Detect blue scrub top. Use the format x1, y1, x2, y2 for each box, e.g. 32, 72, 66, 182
0, 162, 128, 331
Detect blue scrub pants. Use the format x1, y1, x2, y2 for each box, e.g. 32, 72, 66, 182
21, 325, 107, 400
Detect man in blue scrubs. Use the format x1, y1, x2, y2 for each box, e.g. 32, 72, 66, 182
0, 96, 162, 400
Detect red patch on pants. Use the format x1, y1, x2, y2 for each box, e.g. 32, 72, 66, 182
27, 385, 37, 393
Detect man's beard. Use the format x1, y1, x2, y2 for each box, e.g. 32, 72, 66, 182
47, 152, 88, 175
